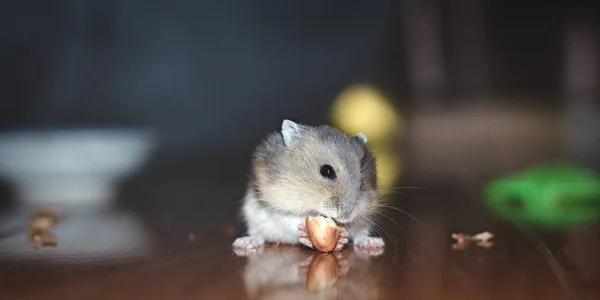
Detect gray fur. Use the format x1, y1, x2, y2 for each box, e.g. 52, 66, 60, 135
233, 120, 385, 250
249, 120, 378, 224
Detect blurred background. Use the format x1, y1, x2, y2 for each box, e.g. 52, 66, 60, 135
2, 2, 600, 298
2, 0, 599, 165
0, 0, 599, 256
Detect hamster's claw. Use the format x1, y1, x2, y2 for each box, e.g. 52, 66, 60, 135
297, 223, 309, 234
339, 227, 349, 238
298, 223, 314, 248
299, 236, 314, 248
334, 227, 349, 251
232, 236, 265, 256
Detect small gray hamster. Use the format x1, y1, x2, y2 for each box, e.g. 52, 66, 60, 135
232, 119, 384, 253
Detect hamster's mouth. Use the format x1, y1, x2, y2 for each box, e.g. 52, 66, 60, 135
333, 219, 350, 226
319, 214, 349, 226
309, 212, 351, 226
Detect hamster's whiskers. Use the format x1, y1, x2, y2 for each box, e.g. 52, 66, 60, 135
385, 186, 434, 190
378, 186, 433, 199
361, 153, 375, 172
356, 216, 386, 240
357, 214, 401, 254
377, 186, 432, 205
373, 204, 423, 224
367, 210, 407, 238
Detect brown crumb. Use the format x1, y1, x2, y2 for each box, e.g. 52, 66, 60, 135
28, 208, 60, 232
472, 231, 494, 243
28, 216, 56, 232
32, 207, 61, 220
27, 208, 61, 249
219, 225, 236, 237
451, 233, 472, 250
188, 233, 198, 243
30, 231, 58, 249
452, 231, 494, 250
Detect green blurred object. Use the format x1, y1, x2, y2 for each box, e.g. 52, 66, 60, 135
484, 163, 600, 230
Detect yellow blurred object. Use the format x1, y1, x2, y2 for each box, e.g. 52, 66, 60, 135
374, 151, 401, 197
331, 84, 401, 141
330, 83, 403, 196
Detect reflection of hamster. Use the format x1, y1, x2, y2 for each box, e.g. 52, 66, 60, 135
242, 246, 380, 300
233, 119, 384, 252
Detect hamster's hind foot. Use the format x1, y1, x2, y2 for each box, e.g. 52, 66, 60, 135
352, 236, 385, 257
297, 223, 349, 251
232, 236, 265, 256
353, 236, 384, 249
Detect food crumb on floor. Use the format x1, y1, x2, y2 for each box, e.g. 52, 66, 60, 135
219, 225, 236, 237
27, 207, 61, 249
451, 231, 495, 250
188, 233, 198, 243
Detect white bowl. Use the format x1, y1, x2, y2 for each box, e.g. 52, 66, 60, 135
0, 128, 157, 209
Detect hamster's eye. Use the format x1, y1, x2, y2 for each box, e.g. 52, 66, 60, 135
320, 165, 336, 180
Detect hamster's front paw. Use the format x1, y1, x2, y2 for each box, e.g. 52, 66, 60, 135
333, 227, 349, 251
353, 236, 385, 257
298, 223, 315, 248
298, 224, 349, 251
232, 236, 265, 256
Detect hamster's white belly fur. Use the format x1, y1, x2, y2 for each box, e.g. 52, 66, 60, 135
242, 191, 305, 244
241, 189, 374, 243
234, 188, 385, 253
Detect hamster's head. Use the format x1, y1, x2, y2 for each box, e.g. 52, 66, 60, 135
255, 119, 379, 225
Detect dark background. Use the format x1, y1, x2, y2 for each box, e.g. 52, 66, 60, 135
3, 0, 599, 155
1, 0, 600, 222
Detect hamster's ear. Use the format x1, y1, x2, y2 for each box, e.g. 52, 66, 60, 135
281, 119, 305, 148
354, 133, 368, 144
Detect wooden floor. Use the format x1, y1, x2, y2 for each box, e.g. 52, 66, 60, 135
0, 172, 598, 300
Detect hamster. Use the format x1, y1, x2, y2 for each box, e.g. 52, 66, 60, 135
232, 119, 385, 253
